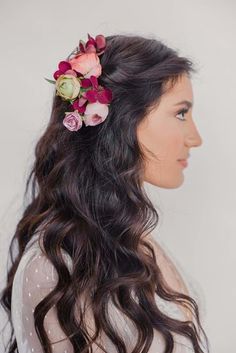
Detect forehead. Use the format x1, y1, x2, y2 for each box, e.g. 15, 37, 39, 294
163, 74, 193, 102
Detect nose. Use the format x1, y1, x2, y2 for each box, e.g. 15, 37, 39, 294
185, 121, 203, 148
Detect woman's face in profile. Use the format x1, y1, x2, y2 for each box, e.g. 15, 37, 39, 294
137, 73, 203, 188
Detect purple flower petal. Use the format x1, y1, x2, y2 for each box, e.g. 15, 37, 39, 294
79, 40, 86, 53
95, 35, 106, 51
90, 75, 98, 90
58, 61, 72, 73
85, 90, 98, 103
97, 88, 113, 104
72, 97, 87, 110
77, 105, 86, 114
81, 78, 92, 88
71, 102, 86, 114
86, 34, 96, 47
53, 70, 64, 80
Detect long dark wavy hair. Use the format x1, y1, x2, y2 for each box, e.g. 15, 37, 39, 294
0, 33, 209, 353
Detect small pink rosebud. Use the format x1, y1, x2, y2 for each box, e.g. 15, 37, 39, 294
83, 101, 109, 127
63, 111, 83, 131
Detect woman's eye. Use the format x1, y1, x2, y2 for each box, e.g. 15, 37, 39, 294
176, 108, 188, 121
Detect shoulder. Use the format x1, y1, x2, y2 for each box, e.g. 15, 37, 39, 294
13, 237, 73, 297
23, 249, 58, 287
12, 247, 57, 307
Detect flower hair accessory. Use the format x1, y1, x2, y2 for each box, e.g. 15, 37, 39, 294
44, 33, 113, 131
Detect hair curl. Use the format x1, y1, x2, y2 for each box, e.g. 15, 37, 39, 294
0, 33, 209, 353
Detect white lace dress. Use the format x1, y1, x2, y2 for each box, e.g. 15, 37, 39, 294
11, 229, 208, 353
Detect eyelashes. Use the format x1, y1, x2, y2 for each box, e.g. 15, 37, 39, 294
176, 108, 189, 121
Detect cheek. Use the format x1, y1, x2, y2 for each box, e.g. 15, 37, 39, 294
153, 128, 184, 161
137, 118, 184, 161
164, 132, 184, 160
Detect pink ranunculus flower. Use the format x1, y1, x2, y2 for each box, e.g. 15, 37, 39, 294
69, 53, 102, 79
63, 110, 83, 131
83, 101, 109, 127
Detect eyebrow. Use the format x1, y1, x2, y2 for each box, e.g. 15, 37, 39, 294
174, 100, 193, 108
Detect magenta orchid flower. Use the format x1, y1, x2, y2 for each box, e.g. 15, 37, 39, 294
78, 33, 106, 56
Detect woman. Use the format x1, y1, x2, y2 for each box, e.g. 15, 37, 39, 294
0, 33, 210, 353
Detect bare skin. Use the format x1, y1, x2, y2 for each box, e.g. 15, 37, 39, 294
137, 73, 202, 321
137, 73, 202, 188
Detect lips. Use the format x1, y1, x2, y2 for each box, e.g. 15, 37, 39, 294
177, 155, 189, 168
178, 159, 188, 167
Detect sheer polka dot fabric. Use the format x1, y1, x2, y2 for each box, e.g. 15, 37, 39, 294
11, 232, 208, 352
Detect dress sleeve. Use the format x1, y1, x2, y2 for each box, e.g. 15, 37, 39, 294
11, 241, 204, 353
11, 247, 106, 353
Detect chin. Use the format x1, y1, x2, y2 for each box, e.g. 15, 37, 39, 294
144, 175, 184, 189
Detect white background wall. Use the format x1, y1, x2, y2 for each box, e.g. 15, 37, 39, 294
0, 1, 235, 352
